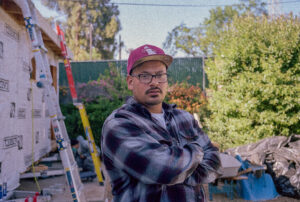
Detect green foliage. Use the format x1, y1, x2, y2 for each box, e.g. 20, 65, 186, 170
205, 15, 300, 150
97, 63, 131, 101
42, 0, 121, 60
163, 24, 203, 56
84, 98, 124, 146
60, 98, 124, 146
76, 64, 131, 103
163, 0, 267, 56
60, 103, 81, 141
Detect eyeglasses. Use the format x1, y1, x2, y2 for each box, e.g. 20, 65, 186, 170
131, 73, 168, 84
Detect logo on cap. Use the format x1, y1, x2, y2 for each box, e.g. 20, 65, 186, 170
144, 46, 156, 55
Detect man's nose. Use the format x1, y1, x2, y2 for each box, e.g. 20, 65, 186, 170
149, 75, 159, 85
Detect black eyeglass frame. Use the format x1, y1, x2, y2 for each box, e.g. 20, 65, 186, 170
131, 73, 168, 84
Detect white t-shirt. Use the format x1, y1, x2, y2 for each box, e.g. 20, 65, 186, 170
151, 111, 166, 129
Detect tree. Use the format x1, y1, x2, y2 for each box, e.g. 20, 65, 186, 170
42, 0, 121, 60
163, 0, 267, 56
205, 15, 300, 150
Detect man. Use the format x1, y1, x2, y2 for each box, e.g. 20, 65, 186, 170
101, 44, 220, 202
71, 136, 95, 172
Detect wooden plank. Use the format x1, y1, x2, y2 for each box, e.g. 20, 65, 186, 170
1, 0, 63, 56
1, 0, 24, 25
20, 169, 65, 179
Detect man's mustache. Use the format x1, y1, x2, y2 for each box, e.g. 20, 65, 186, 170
146, 87, 162, 94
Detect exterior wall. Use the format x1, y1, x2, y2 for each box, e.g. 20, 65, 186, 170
0, 6, 59, 191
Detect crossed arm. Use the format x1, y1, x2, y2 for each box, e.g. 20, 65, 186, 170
102, 116, 220, 185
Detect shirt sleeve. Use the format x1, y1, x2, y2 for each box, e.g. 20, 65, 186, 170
101, 117, 204, 185
184, 118, 221, 186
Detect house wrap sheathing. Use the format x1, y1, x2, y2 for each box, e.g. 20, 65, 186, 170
0, 0, 62, 191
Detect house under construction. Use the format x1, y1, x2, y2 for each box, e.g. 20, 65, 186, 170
0, 0, 61, 191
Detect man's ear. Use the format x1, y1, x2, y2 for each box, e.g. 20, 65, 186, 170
127, 75, 133, 90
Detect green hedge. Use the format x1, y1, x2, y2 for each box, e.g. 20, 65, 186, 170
206, 15, 300, 150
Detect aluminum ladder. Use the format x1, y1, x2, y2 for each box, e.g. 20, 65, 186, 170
16, 0, 86, 201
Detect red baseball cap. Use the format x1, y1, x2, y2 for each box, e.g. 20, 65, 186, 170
127, 44, 173, 75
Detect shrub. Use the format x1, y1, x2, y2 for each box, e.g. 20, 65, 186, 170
205, 15, 300, 150
166, 82, 209, 128
77, 80, 112, 103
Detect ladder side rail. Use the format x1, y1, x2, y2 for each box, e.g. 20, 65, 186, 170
29, 19, 85, 201
77, 103, 104, 184
56, 25, 104, 185
17, 1, 86, 201
56, 25, 78, 102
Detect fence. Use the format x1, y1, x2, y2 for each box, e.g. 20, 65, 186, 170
58, 57, 208, 103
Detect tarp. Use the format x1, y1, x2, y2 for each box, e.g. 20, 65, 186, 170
226, 134, 300, 198
235, 155, 279, 201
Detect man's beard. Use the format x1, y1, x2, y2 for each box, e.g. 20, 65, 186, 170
145, 97, 163, 106
145, 87, 164, 106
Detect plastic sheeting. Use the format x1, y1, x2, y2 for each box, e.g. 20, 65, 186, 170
0, 7, 56, 192
226, 134, 300, 199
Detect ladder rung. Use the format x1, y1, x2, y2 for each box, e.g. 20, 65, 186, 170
52, 116, 66, 121
77, 183, 85, 192
40, 45, 48, 53
71, 162, 79, 170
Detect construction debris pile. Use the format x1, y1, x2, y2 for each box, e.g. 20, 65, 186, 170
226, 134, 300, 199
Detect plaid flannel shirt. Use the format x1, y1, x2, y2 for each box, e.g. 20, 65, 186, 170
101, 97, 220, 202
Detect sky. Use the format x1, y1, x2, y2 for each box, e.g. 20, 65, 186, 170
32, 0, 300, 59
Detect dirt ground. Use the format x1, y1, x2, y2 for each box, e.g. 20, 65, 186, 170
15, 175, 299, 202
12, 157, 299, 202
16, 175, 105, 202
